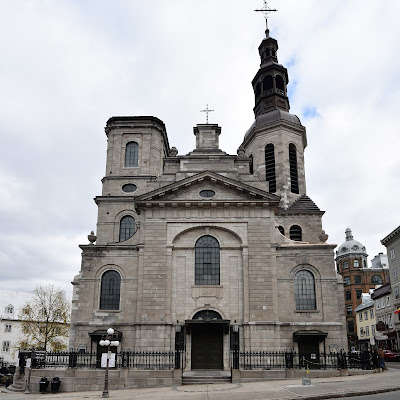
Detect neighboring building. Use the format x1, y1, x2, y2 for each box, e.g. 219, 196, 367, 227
0, 290, 33, 365
371, 253, 389, 269
381, 225, 400, 350
354, 293, 376, 351
371, 283, 397, 350
69, 24, 348, 370
0, 289, 70, 365
335, 228, 389, 350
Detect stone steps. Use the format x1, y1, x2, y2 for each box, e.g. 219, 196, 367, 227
2, 378, 25, 393
183, 376, 231, 385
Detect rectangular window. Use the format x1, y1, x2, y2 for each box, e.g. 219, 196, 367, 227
360, 327, 364, 337
376, 302, 380, 310
344, 276, 351, 286
387, 296, 391, 307
370, 309, 374, 319
354, 260, 360, 268
395, 286, 400, 299
343, 261, 349, 269
366, 326, 370, 336
356, 290, 362, 299
381, 298, 385, 308
347, 305, 353, 315
2, 341, 10, 352
354, 275, 361, 284
393, 268, 398, 280
372, 325, 376, 335
364, 311, 368, 320
390, 248, 396, 260
346, 291, 351, 300
359, 313, 363, 321
4, 324, 11, 333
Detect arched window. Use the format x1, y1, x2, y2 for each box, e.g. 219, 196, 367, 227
249, 154, 254, 174
125, 142, 139, 167
100, 270, 121, 310
195, 235, 220, 285
290, 225, 302, 241
265, 143, 276, 192
263, 75, 273, 91
119, 216, 135, 242
371, 275, 383, 285
289, 144, 299, 194
295, 270, 316, 310
354, 260, 360, 268
275, 75, 285, 91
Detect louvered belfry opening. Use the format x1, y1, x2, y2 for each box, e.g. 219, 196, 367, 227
265, 143, 276, 193
289, 143, 299, 194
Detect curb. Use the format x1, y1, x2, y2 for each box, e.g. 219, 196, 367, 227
300, 386, 400, 399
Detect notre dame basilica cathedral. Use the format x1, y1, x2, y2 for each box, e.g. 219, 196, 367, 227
69, 19, 347, 371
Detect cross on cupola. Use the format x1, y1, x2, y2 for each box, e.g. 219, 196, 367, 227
200, 104, 214, 124
254, 0, 277, 31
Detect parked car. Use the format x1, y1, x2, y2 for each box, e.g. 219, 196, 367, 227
383, 350, 400, 361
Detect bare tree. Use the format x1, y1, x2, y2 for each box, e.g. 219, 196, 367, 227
17, 284, 71, 351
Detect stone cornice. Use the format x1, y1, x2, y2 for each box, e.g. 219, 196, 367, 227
381, 225, 400, 246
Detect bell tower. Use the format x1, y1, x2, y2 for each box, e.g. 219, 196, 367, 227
240, 20, 307, 206
252, 27, 290, 116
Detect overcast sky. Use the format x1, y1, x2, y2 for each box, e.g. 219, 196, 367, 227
1, 1, 399, 298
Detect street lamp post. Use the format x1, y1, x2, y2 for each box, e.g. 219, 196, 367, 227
99, 328, 119, 398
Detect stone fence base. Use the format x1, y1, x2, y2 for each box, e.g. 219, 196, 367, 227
231, 368, 378, 383
23, 368, 182, 393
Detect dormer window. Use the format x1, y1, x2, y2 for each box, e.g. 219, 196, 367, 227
5, 305, 13, 314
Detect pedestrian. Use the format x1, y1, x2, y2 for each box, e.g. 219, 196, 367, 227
377, 348, 385, 370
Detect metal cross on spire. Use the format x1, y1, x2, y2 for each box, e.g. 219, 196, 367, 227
200, 104, 214, 124
254, 0, 277, 30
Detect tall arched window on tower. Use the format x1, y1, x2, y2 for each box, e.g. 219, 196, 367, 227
100, 270, 121, 310
255, 82, 261, 100
125, 141, 139, 167
289, 144, 299, 194
295, 270, 316, 310
265, 143, 276, 192
290, 225, 302, 241
195, 235, 220, 285
249, 154, 254, 174
119, 216, 135, 242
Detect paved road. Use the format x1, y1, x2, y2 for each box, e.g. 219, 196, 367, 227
386, 361, 400, 369
336, 391, 400, 400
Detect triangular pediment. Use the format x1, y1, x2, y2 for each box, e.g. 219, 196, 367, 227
135, 171, 280, 207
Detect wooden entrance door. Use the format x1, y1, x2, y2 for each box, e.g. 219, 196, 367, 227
298, 337, 320, 369
191, 324, 223, 369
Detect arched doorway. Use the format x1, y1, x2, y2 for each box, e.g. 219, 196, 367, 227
189, 310, 225, 370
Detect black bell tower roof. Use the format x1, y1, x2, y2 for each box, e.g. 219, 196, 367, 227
252, 27, 290, 117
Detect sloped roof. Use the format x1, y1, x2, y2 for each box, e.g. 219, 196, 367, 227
279, 194, 324, 215
0, 289, 33, 320
135, 171, 281, 203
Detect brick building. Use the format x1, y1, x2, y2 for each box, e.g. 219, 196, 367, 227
335, 228, 389, 350
69, 25, 347, 371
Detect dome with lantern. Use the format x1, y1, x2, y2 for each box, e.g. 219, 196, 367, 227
336, 228, 368, 258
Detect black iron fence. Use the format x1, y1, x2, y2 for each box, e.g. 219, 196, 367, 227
19, 351, 184, 370
230, 350, 378, 371
18, 350, 377, 371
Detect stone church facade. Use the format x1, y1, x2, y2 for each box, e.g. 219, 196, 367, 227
69, 26, 347, 370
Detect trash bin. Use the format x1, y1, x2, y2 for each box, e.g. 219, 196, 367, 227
39, 377, 49, 393
51, 377, 61, 392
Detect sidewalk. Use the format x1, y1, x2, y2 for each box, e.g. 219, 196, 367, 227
2, 368, 400, 400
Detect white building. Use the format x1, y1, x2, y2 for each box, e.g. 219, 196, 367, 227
0, 290, 33, 366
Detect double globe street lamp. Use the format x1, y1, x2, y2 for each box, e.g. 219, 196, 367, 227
99, 328, 119, 398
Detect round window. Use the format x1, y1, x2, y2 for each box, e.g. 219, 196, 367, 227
122, 184, 137, 193
199, 190, 215, 198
